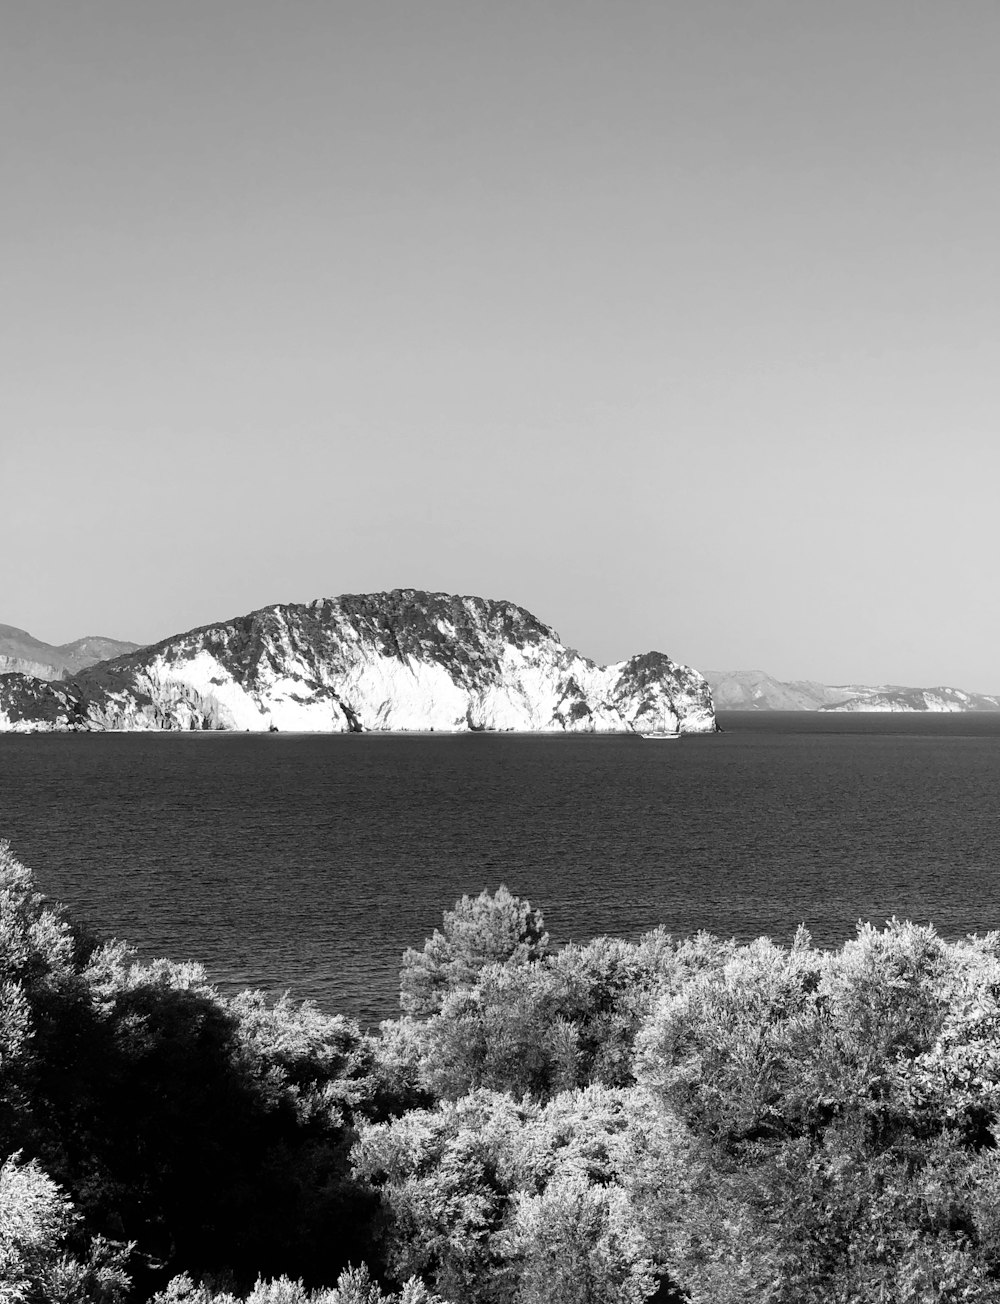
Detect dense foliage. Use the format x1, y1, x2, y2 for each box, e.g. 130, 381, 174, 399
6, 842, 1000, 1302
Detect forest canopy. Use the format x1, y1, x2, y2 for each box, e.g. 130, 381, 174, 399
3, 841, 1000, 1303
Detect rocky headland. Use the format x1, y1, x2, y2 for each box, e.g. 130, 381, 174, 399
0, 590, 716, 735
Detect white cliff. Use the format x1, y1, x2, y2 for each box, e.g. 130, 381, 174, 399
0, 590, 716, 736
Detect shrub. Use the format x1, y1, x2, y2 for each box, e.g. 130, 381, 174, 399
399, 888, 548, 1018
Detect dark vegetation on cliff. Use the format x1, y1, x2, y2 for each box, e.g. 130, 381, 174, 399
4, 843, 1000, 1303
0, 673, 85, 725
69, 592, 559, 691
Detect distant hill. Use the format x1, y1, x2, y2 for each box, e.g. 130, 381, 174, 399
703, 670, 850, 711
705, 669, 1000, 712
821, 684, 1000, 712
0, 624, 141, 681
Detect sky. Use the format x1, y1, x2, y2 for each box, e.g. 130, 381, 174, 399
3, 2, 999, 690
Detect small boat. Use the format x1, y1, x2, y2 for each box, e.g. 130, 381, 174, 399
639, 700, 680, 739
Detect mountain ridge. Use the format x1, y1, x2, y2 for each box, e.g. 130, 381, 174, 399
0, 589, 717, 735
0, 624, 141, 681
705, 668, 1000, 712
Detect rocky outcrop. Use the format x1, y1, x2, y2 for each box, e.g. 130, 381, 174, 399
0, 590, 716, 735
0, 675, 86, 730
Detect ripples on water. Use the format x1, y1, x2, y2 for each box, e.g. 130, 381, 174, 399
2, 711, 1000, 1024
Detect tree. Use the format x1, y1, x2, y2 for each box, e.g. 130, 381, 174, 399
352, 1086, 677, 1304
0, 1152, 131, 1304
399, 888, 548, 1018
506, 1176, 654, 1304
634, 922, 1000, 1302
0, 1152, 74, 1301
401, 920, 693, 1102
0, 842, 385, 1292
149, 1263, 444, 1304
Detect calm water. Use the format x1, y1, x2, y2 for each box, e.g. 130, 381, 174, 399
2, 711, 1000, 1025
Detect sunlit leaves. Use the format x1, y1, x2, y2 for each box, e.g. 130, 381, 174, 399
399, 888, 549, 1019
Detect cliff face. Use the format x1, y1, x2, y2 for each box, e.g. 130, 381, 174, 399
0, 590, 717, 735
0, 655, 64, 680
0, 675, 85, 730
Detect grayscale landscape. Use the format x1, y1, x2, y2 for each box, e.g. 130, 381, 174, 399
3, 3, 998, 1302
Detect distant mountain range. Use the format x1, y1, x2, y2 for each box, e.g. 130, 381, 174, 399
704, 669, 1000, 713
0, 624, 141, 681
0, 591, 716, 734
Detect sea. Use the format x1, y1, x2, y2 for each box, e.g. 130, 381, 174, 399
2, 711, 1000, 1027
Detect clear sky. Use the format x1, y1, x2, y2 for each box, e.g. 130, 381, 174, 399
3, 2, 999, 689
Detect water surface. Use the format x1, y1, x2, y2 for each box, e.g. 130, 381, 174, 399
2, 712, 999, 1023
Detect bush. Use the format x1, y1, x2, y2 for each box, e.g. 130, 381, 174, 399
352, 1085, 679, 1304
0, 843, 380, 1292
11, 849, 1000, 1303
399, 887, 548, 1018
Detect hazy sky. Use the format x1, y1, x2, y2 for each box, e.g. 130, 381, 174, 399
3, 2, 999, 689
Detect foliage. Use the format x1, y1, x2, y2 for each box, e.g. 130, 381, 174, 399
0, 842, 380, 1293
634, 920, 1000, 1301
12, 854, 1000, 1303
0, 1151, 131, 1303
399, 888, 549, 1019
1, 1151, 74, 1301
352, 1085, 677, 1304
404, 914, 737, 1102
408, 932, 672, 1100
148, 1263, 443, 1304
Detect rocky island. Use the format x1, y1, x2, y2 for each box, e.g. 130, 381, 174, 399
0, 589, 716, 735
